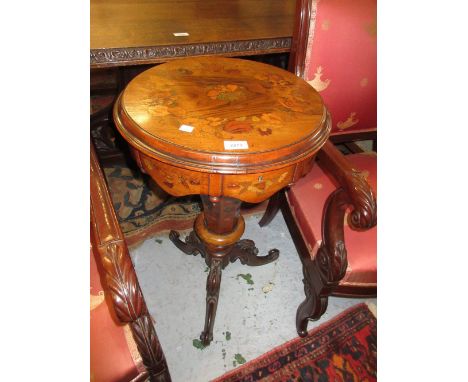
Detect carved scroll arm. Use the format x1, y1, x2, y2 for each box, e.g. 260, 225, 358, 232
314, 140, 377, 285
90, 142, 171, 382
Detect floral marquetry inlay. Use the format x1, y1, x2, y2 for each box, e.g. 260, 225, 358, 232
116, 57, 326, 158
114, 57, 331, 201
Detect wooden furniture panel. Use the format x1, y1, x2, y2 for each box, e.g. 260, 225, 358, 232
91, 0, 295, 67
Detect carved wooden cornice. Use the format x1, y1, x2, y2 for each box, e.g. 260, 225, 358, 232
90, 37, 292, 67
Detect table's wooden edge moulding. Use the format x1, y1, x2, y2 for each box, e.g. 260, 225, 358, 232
114, 97, 330, 171
90, 37, 292, 68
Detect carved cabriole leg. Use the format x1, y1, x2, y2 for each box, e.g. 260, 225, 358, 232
296, 256, 329, 337
296, 188, 349, 336
200, 257, 223, 345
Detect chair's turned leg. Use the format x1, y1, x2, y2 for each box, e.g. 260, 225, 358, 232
258, 191, 282, 227
200, 258, 223, 345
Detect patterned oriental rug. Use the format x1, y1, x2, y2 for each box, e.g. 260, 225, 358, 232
212, 303, 377, 382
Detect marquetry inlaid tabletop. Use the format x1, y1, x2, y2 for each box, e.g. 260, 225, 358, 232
114, 57, 330, 173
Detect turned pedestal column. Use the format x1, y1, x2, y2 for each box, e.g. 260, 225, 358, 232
113, 56, 331, 345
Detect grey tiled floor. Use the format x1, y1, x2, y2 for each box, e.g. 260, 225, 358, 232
130, 210, 376, 382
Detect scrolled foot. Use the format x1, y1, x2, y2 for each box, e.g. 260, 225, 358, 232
229, 239, 279, 266
296, 294, 328, 337
169, 230, 206, 258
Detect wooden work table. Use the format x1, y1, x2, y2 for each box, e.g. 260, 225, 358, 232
91, 0, 295, 68
113, 57, 331, 345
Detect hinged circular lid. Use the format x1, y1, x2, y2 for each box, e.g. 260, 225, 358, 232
114, 57, 330, 173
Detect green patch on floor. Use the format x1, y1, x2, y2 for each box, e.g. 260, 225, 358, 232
225, 331, 231, 341
236, 273, 254, 285
232, 353, 247, 367
192, 339, 206, 350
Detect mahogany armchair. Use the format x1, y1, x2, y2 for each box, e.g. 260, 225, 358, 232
259, 0, 377, 336
91, 142, 171, 382
260, 141, 376, 336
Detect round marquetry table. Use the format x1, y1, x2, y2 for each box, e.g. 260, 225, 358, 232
114, 56, 331, 345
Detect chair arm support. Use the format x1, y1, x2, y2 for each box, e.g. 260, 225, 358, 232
317, 140, 377, 230
90, 143, 171, 382
314, 140, 376, 286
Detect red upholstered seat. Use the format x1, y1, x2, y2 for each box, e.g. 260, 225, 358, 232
90, 247, 144, 382
287, 152, 376, 287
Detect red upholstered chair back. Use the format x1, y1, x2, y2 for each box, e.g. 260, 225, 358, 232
289, 0, 376, 140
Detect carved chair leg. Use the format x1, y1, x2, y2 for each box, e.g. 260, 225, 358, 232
296, 295, 329, 338
258, 191, 282, 227
295, 256, 329, 337
200, 258, 223, 345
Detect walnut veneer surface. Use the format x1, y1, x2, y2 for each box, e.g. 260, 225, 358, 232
90, 0, 295, 67
113, 56, 331, 345
114, 56, 330, 203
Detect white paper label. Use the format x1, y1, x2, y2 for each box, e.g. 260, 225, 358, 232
179, 124, 194, 133
224, 141, 249, 150
173, 32, 190, 37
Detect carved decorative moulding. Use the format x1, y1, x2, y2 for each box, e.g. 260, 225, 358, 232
90, 38, 292, 68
